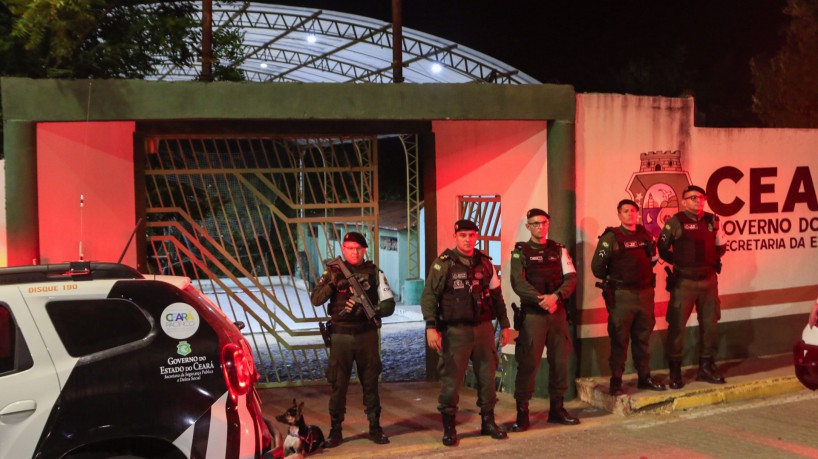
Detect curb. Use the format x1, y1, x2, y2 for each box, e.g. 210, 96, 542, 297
577, 374, 805, 415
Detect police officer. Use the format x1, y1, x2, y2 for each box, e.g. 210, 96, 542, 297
510, 208, 580, 431
591, 199, 666, 395
658, 185, 727, 389
421, 219, 511, 447
310, 232, 395, 447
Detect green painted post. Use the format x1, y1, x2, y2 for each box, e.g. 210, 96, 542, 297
4, 120, 39, 266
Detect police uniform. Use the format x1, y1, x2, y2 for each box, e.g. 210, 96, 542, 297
591, 224, 665, 394
658, 206, 727, 388
420, 219, 510, 446
510, 237, 579, 429
310, 233, 395, 447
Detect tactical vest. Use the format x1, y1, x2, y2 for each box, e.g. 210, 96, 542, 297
605, 225, 654, 288
517, 240, 564, 306
328, 261, 379, 325
673, 212, 719, 272
438, 249, 495, 325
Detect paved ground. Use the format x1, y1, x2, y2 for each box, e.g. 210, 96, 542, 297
261, 382, 818, 458
259, 349, 818, 459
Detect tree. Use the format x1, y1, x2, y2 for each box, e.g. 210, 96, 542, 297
1, 0, 244, 79
752, 0, 818, 128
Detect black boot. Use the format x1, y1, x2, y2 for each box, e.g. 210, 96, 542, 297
511, 400, 530, 432
547, 396, 580, 426
368, 420, 390, 444
696, 358, 726, 384
480, 411, 508, 439
637, 374, 667, 391
442, 413, 458, 447
669, 360, 684, 389
609, 376, 623, 396
325, 416, 343, 448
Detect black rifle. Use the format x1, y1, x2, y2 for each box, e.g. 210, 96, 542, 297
326, 256, 381, 327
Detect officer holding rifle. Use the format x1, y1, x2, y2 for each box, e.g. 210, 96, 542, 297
310, 231, 395, 448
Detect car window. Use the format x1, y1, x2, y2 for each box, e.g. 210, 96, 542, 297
0, 303, 33, 376
46, 299, 151, 357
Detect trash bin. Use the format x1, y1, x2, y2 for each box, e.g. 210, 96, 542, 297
402, 279, 424, 305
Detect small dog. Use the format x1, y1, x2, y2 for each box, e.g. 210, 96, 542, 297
275, 399, 325, 458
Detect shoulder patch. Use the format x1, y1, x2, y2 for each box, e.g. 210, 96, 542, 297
512, 252, 521, 259
433, 263, 442, 271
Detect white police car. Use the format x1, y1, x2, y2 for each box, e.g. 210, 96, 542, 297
0, 262, 275, 458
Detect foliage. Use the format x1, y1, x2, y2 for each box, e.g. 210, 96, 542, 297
1, 0, 244, 80
752, 0, 818, 128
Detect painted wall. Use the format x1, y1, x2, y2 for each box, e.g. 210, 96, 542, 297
0, 160, 5, 266
431, 120, 550, 307
37, 122, 137, 266
576, 93, 818, 373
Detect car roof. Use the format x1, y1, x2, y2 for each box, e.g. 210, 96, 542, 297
0, 262, 143, 285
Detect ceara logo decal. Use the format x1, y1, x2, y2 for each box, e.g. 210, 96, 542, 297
161, 303, 200, 339
177, 341, 192, 356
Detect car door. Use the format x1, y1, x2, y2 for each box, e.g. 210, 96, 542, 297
0, 287, 61, 459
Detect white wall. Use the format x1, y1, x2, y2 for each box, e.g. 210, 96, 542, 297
576, 93, 818, 339
432, 120, 550, 306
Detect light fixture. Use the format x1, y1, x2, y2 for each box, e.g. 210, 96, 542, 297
260, 63, 268, 69
306, 34, 317, 43
431, 63, 443, 73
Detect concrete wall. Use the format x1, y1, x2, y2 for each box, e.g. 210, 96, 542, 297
37, 122, 138, 266
576, 93, 818, 376
431, 120, 550, 309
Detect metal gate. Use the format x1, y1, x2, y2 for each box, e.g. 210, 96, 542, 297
144, 135, 377, 386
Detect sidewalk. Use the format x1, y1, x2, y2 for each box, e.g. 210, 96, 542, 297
258, 353, 806, 457
576, 352, 801, 415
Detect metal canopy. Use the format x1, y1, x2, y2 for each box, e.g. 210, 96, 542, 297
152, 2, 539, 84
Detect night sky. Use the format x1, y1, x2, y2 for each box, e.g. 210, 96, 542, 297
269, 0, 790, 127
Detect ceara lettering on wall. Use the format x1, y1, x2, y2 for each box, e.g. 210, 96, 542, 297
707, 166, 818, 216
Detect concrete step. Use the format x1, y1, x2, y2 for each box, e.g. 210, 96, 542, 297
576, 353, 804, 415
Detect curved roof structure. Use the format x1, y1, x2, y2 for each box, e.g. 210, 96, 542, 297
151, 2, 539, 84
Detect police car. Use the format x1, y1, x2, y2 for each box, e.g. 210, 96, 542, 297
0, 262, 275, 458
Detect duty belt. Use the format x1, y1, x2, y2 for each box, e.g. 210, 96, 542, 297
608, 279, 654, 290
676, 270, 715, 280
442, 318, 493, 327
331, 323, 378, 335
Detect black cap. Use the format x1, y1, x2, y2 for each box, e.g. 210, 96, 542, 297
526, 208, 550, 220
682, 185, 706, 197
343, 231, 368, 248
617, 199, 639, 211
454, 219, 480, 233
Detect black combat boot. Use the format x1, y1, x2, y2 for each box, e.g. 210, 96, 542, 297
480, 411, 508, 439
368, 420, 390, 444
669, 360, 685, 389
325, 416, 343, 448
609, 376, 623, 396
696, 357, 726, 384
442, 413, 458, 447
547, 396, 580, 425
637, 374, 667, 391
511, 400, 530, 432
366, 408, 389, 444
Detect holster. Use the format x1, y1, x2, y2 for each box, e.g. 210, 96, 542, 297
319, 320, 332, 347
595, 281, 616, 311
664, 266, 676, 292
511, 303, 524, 330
